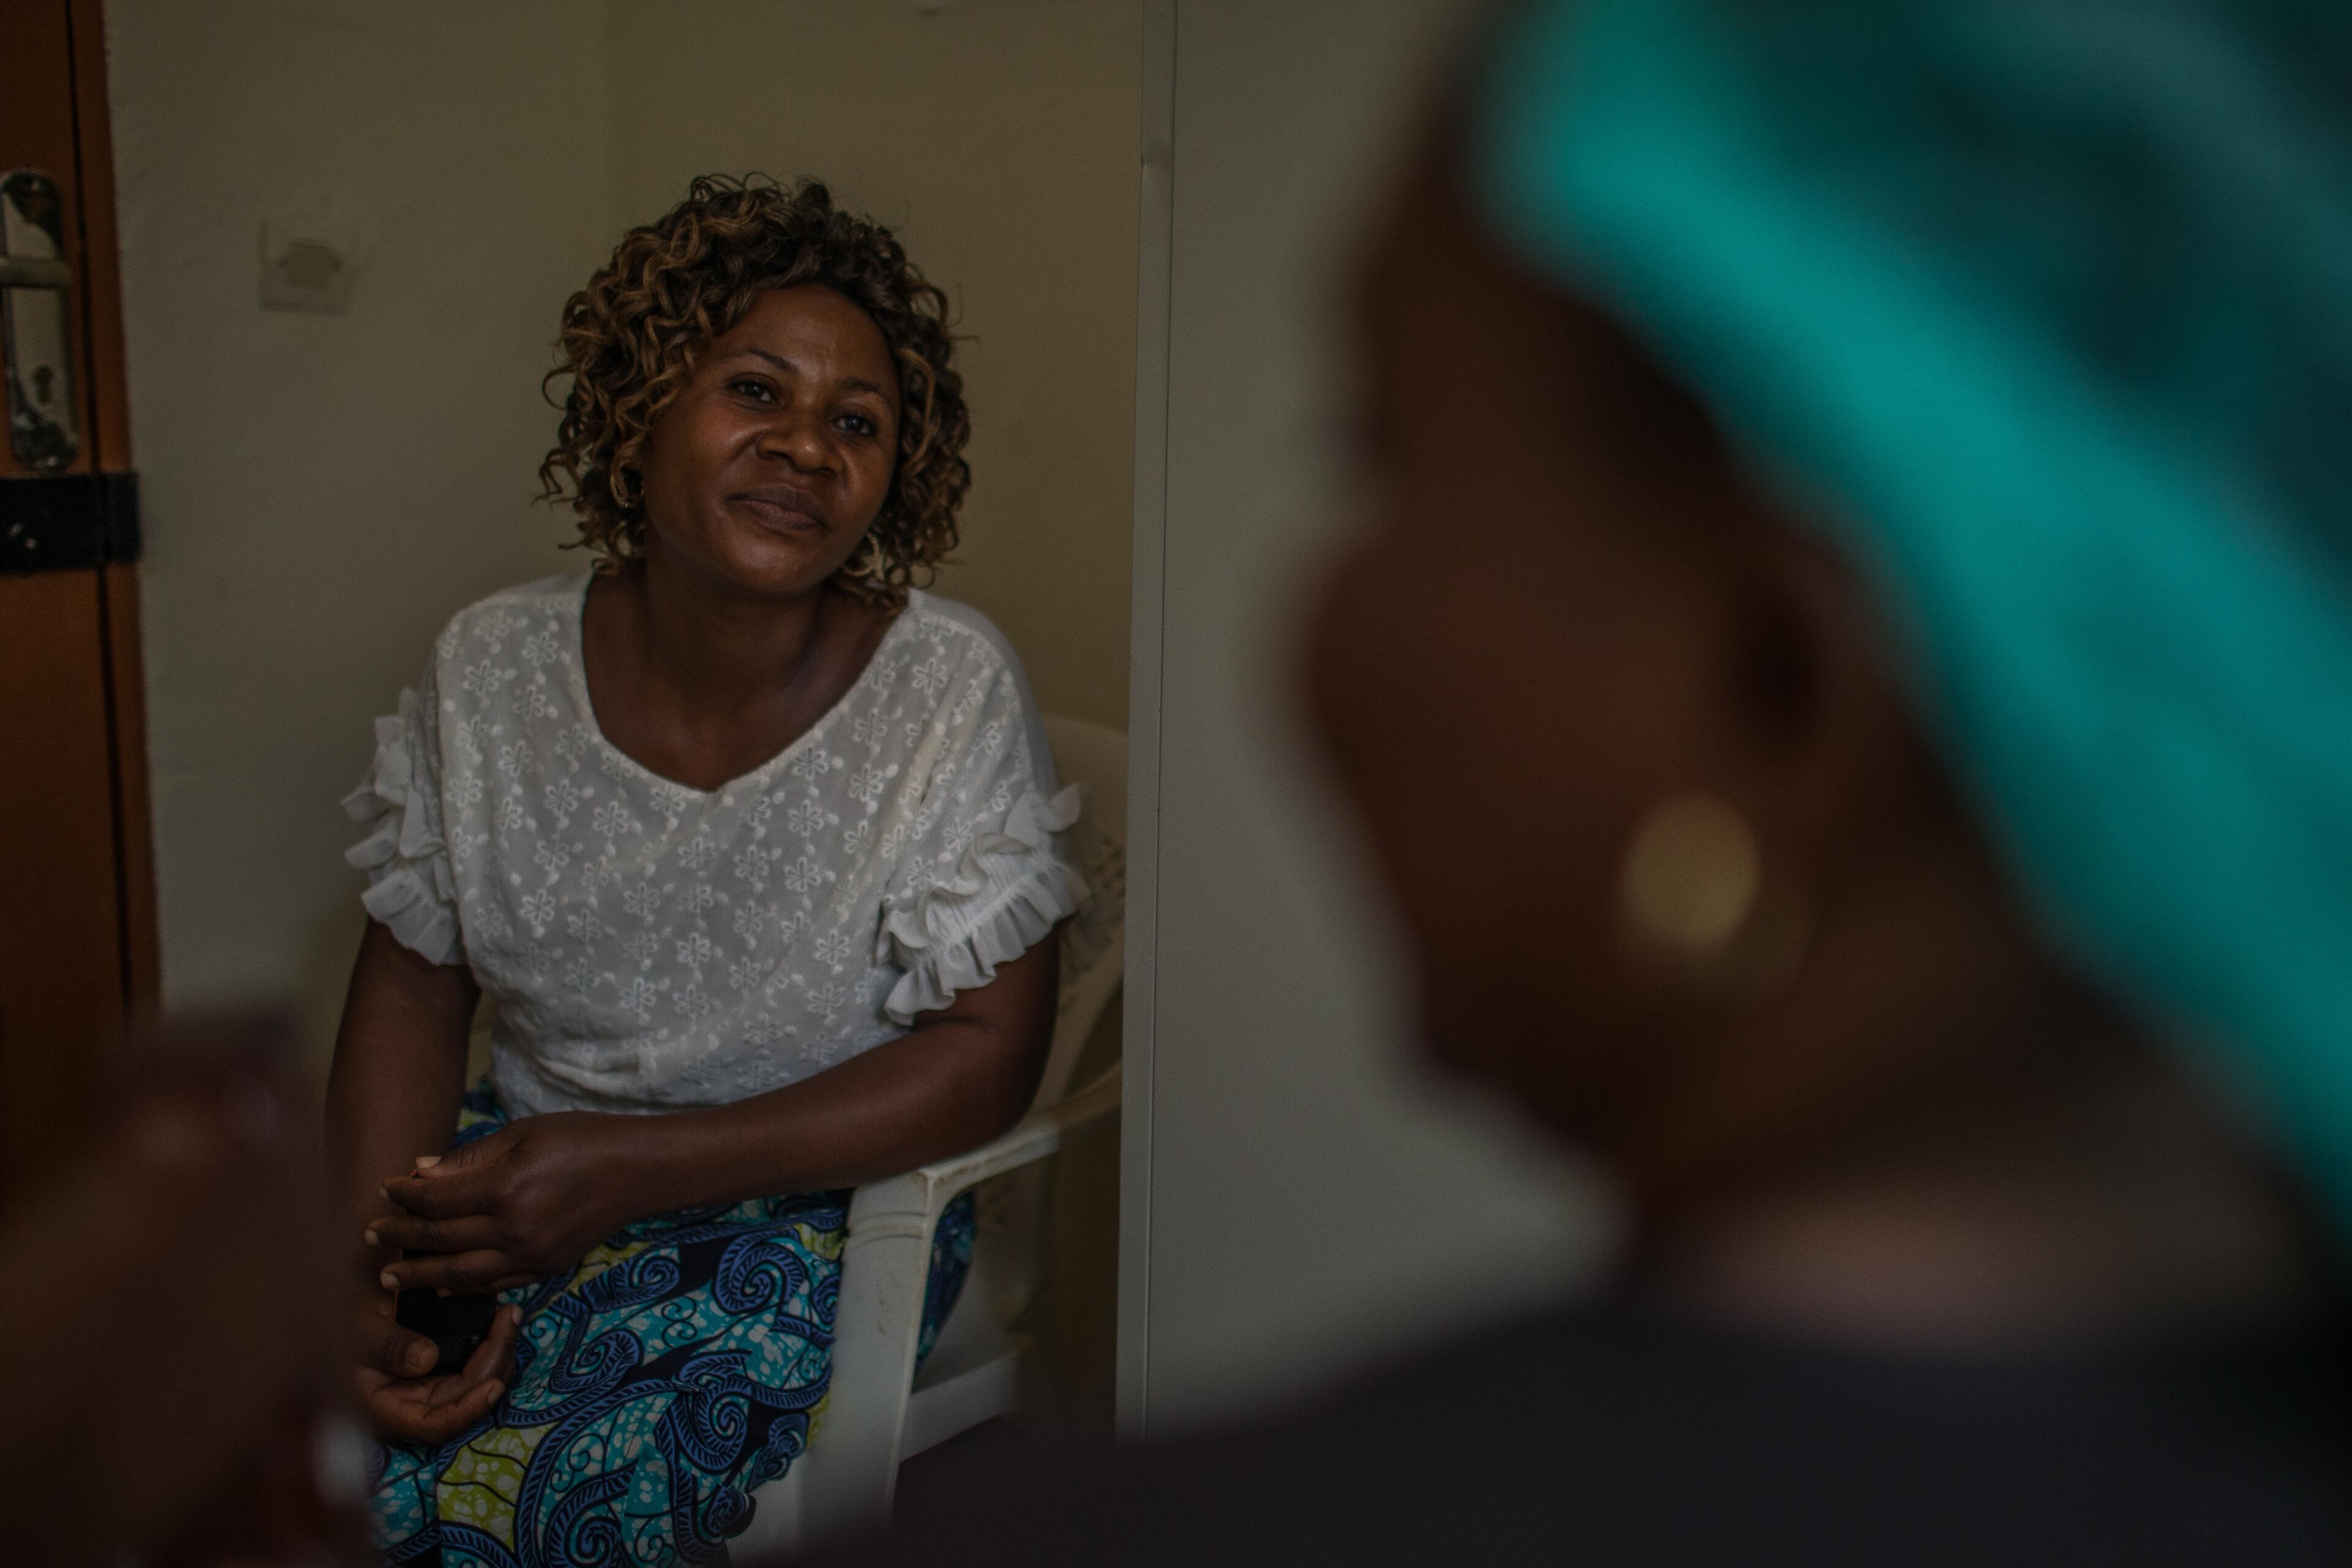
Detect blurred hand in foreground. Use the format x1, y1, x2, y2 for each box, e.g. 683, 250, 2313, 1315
0, 1012, 371, 1567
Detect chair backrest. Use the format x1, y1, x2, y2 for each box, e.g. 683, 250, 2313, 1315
1043, 712, 1127, 846
1036, 714, 1127, 1111
952, 714, 1126, 1332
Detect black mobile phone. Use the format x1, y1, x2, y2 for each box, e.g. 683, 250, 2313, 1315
394, 1270, 498, 1374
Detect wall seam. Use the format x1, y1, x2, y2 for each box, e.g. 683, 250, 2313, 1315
1117, 0, 1178, 1441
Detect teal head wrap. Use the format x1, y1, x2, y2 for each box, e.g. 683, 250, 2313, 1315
1469, 1, 2352, 1228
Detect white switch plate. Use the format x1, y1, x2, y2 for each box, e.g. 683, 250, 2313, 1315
260, 210, 355, 314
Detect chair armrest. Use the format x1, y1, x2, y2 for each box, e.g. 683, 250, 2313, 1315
796, 1065, 1124, 1544
843, 1064, 1123, 1238
922, 1063, 1121, 1201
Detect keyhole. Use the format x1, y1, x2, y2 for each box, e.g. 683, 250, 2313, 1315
31, 364, 55, 406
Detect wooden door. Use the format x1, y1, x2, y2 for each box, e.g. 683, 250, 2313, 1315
0, 0, 157, 1197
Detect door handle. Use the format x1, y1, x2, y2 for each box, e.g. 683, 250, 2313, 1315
1, 169, 81, 471
0, 257, 70, 290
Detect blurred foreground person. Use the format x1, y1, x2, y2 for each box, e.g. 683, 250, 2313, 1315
0, 1015, 367, 1566
857, 1, 2352, 1562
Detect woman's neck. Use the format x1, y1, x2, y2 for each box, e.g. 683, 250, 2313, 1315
581, 549, 895, 793
624, 548, 834, 720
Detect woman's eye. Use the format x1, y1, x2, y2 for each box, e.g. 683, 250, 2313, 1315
836, 413, 878, 437
731, 379, 775, 402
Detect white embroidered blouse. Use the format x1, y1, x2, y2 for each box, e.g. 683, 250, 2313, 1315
343, 571, 1086, 1118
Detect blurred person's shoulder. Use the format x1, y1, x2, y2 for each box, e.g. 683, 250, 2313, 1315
845, 1301, 2352, 1568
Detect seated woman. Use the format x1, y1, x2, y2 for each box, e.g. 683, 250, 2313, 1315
327, 176, 1085, 1564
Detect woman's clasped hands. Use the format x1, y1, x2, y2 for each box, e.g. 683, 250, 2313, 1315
351, 1110, 646, 1444
372, 1111, 646, 1293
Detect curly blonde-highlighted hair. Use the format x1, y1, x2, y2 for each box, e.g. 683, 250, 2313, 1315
538, 175, 971, 605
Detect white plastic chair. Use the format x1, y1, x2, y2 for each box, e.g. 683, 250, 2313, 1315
734, 714, 1127, 1557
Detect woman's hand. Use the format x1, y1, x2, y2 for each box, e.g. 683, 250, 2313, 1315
369, 1112, 646, 1294
349, 1293, 522, 1447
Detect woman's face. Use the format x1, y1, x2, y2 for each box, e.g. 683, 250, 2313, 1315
636, 284, 902, 599
1304, 177, 1714, 1158
1303, 152, 1972, 1186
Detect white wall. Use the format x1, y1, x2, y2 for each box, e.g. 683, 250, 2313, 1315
110, 1, 611, 1030
1125, 0, 1613, 1430
109, 1, 1140, 1042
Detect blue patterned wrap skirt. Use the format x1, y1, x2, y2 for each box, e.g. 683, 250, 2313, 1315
368, 1081, 977, 1566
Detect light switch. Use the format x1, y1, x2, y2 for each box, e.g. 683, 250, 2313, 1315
260, 211, 354, 314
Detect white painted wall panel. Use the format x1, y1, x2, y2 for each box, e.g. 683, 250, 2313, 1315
1128, 0, 1610, 1430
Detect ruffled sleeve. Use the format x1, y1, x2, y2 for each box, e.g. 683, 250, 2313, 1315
341, 668, 465, 965
875, 671, 1090, 1025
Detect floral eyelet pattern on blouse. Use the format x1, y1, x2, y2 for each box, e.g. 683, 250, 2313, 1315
344, 573, 1086, 1118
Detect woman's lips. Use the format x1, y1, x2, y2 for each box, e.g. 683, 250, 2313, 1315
733, 484, 827, 532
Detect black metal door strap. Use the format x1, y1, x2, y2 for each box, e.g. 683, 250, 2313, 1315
0, 470, 140, 574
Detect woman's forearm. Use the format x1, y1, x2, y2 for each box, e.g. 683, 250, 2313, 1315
620, 942, 1059, 1217
325, 921, 479, 1284
628, 1023, 1032, 1213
